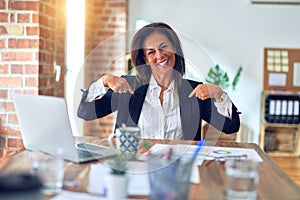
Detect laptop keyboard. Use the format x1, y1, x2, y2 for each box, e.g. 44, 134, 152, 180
75, 142, 116, 161
77, 149, 103, 158
75, 142, 109, 158
76, 142, 109, 151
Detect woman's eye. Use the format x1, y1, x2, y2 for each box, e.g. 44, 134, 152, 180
161, 45, 167, 49
147, 51, 154, 55
160, 44, 168, 50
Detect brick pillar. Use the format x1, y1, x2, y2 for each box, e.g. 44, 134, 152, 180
83, 0, 127, 137
0, 0, 66, 157
39, 0, 66, 97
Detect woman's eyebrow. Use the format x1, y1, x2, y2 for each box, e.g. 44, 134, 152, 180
143, 41, 167, 51
158, 41, 167, 48
144, 46, 154, 50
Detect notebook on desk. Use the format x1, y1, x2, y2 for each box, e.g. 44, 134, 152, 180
12, 93, 117, 163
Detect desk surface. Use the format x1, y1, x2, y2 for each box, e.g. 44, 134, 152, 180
1, 138, 300, 200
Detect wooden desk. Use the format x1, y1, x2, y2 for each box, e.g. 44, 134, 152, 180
1, 138, 300, 200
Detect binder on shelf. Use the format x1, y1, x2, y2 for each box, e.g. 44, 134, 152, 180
275, 99, 282, 123
293, 99, 299, 124
265, 94, 300, 124
287, 99, 294, 124
281, 100, 288, 123
265, 98, 274, 123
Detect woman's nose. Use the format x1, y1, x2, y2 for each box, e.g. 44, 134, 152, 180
155, 49, 164, 60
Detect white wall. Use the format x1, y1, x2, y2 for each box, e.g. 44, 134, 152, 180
66, 0, 85, 136
128, 0, 300, 143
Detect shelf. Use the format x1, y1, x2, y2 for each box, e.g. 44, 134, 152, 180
260, 91, 300, 156
261, 48, 300, 156
263, 122, 299, 128
266, 151, 298, 157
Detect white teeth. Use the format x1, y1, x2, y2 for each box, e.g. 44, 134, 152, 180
158, 60, 168, 66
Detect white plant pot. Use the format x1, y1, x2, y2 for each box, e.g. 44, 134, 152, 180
105, 173, 128, 199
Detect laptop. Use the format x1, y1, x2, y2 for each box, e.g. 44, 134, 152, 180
12, 93, 117, 163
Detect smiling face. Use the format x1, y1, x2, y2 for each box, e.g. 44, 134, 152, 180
142, 31, 176, 77
130, 22, 186, 85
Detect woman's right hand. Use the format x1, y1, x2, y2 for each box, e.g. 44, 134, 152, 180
102, 74, 134, 94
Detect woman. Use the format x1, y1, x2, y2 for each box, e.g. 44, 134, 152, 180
77, 22, 240, 140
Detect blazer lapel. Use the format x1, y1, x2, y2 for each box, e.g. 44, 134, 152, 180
127, 84, 148, 126
179, 80, 201, 140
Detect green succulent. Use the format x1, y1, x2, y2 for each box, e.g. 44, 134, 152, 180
106, 154, 129, 175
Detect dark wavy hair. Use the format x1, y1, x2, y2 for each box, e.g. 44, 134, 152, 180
130, 22, 186, 86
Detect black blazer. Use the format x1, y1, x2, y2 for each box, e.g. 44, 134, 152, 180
77, 76, 240, 140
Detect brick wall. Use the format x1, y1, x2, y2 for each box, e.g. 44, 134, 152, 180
0, 0, 40, 157
0, 0, 66, 157
0, 0, 127, 157
83, 0, 127, 137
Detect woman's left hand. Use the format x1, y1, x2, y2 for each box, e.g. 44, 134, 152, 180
189, 84, 224, 101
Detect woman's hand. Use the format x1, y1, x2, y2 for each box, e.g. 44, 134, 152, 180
102, 75, 134, 94
189, 84, 224, 101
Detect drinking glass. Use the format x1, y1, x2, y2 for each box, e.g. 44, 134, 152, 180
225, 159, 260, 200
147, 155, 195, 200
37, 151, 64, 195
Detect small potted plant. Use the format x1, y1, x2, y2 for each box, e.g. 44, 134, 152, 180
105, 154, 129, 199
206, 64, 243, 91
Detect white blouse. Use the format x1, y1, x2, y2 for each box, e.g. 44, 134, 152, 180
138, 76, 183, 139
